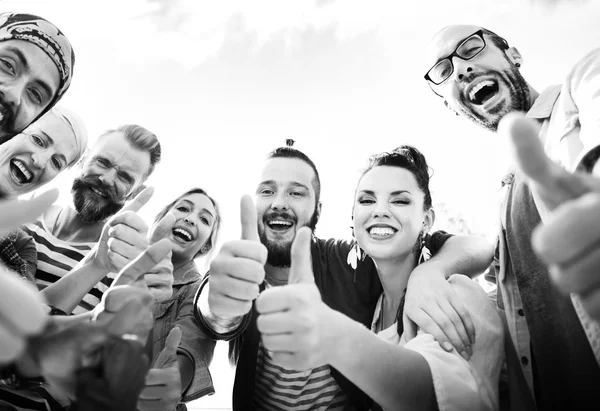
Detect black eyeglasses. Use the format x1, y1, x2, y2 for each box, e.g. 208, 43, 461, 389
424, 30, 487, 85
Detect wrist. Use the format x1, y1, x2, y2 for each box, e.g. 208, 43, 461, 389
327, 309, 361, 367
411, 260, 448, 279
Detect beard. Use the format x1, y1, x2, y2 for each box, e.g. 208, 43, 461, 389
0, 101, 17, 143
458, 66, 530, 132
71, 178, 125, 223
259, 207, 319, 268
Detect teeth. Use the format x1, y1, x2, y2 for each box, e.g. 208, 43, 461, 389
369, 227, 395, 236
469, 80, 494, 100
14, 159, 32, 181
174, 228, 192, 241
0, 111, 4, 123
91, 187, 106, 197
268, 220, 292, 226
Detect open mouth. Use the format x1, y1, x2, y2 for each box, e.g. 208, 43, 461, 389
89, 186, 109, 198
172, 227, 194, 243
467, 79, 499, 106
367, 225, 397, 237
266, 219, 294, 232
9, 159, 34, 184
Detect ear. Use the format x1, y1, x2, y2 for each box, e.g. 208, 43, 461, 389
127, 184, 147, 200
423, 208, 435, 234
315, 202, 322, 223
506, 46, 522, 68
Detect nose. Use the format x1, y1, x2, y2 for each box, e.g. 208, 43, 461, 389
184, 216, 196, 226
372, 202, 390, 219
453, 58, 473, 82
1, 81, 24, 107
271, 191, 289, 211
98, 169, 116, 186
31, 151, 51, 169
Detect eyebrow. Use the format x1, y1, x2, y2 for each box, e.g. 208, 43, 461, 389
359, 190, 411, 196
178, 199, 215, 218
41, 130, 67, 164
7, 46, 55, 100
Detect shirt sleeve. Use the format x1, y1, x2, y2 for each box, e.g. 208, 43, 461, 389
13, 230, 38, 285
403, 274, 504, 411
426, 230, 453, 256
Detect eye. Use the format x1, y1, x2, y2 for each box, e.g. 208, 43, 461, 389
1, 59, 15, 75
96, 158, 109, 168
259, 188, 274, 196
30, 134, 45, 148
200, 216, 210, 226
290, 191, 304, 197
358, 197, 375, 205
392, 198, 410, 205
28, 88, 43, 105
51, 156, 62, 171
176, 206, 189, 212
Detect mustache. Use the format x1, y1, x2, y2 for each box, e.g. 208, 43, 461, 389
72, 178, 121, 204
0, 101, 16, 132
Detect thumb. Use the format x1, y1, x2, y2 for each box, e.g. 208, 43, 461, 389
149, 212, 176, 243
240, 194, 260, 241
402, 313, 417, 343
121, 186, 154, 213
154, 326, 182, 369
288, 227, 314, 285
0, 188, 58, 236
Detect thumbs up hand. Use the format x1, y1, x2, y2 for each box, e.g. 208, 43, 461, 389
256, 227, 335, 371
143, 212, 176, 302
137, 327, 183, 411
207, 195, 268, 319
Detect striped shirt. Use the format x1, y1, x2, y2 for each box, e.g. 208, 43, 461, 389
253, 340, 349, 410
23, 215, 110, 314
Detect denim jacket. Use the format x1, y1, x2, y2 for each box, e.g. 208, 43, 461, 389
150, 261, 216, 408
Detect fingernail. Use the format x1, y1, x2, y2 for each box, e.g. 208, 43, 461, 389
461, 351, 470, 361
442, 342, 453, 351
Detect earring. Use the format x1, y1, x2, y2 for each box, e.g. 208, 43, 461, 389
419, 232, 431, 264
347, 242, 365, 270
515, 62, 521, 68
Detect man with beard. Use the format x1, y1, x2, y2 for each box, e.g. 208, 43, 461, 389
0, 12, 75, 144
422, 25, 600, 409
23, 124, 162, 314
193, 145, 494, 410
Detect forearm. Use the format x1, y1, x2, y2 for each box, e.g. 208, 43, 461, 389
330, 312, 437, 411
427, 235, 493, 279
195, 282, 243, 335
41, 262, 108, 314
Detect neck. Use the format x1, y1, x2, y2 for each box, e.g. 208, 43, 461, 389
172, 255, 191, 276
373, 252, 418, 311
52, 206, 106, 243
265, 264, 290, 286
526, 83, 539, 111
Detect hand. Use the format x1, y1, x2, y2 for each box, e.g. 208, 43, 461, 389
403, 265, 475, 359
88, 187, 154, 273
138, 326, 183, 411
94, 239, 173, 340
144, 212, 176, 302
0, 265, 48, 364
0, 189, 58, 236
500, 113, 600, 319
256, 227, 337, 370
208, 195, 267, 319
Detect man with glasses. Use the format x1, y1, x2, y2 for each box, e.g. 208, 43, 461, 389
417, 25, 600, 410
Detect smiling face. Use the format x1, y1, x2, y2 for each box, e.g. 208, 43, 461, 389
0, 112, 78, 197
426, 25, 531, 131
0, 40, 60, 142
164, 192, 217, 262
256, 157, 321, 268
354, 166, 432, 262
71, 131, 151, 223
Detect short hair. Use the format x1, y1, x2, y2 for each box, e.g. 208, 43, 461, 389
154, 187, 221, 257
481, 28, 509, 51
266, 146, 321, 205
100, 124, 161, 176
360, 145, 433, 210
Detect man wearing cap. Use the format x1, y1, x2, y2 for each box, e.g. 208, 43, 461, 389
0, 12, 75, 144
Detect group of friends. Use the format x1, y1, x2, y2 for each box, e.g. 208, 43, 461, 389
0, 9, 599, 411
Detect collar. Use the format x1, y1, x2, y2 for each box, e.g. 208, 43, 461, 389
526, 85, 562, 120
173, 260, 202, 286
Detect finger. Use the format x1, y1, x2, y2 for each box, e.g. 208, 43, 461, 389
108, 224, 148, 247
262, 333, 301, 352
581, 288, 600, 321
255, 287, 295, 314
240, 195, 260, 241
548, 246, 600, 295
108, 212, 148, 234
102, 285, 153, 313
112, 239, 172, 286
533, 193, 600, 266
409, 308, 459, 354
257, 311, 295, 334
149, 212, 176, 243
0, 326, 25, 363
103, 298, 153, 337
288, 227, 314, 285
447, 293, 477, 344
212, 275, 260, 301
401, 313, 418, 342
154, 326, 182, 369
212, 254, 266, 284
0, 266, 48, 335
223, 241, 268, 265
438, 300, 473, 355
108, 238, 146, 260
425, 304, 470, 358
120, 186, 154, 213
0, 189, 58, 236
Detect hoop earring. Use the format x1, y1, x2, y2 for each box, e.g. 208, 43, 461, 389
515, 62, 521, 68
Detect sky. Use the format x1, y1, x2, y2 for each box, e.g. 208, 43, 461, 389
3, 0, 600, 409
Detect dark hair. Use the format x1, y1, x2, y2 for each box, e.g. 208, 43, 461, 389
154, 188, 221, 257
266, 146, 321, 206
99, 124, 162, 177
481, 27, 509, 51
359, 145, 432, 210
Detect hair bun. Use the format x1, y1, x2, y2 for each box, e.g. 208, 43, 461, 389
285, 139, 295, 147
